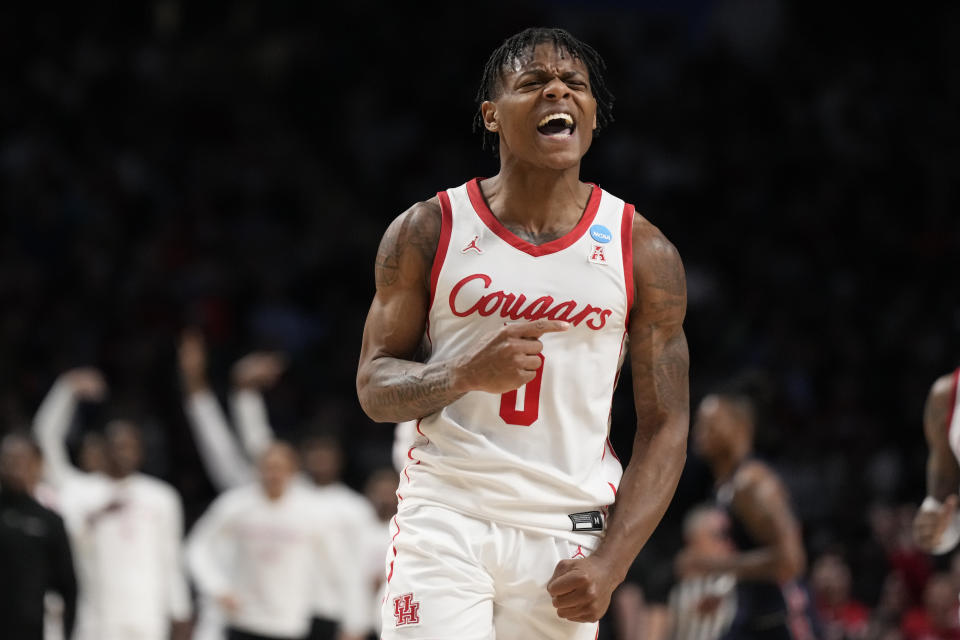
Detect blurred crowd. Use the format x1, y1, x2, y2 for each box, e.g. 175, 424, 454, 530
1, 0, 958, 638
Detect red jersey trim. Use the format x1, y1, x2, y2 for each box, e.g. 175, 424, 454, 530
386, 515, 401, 583
402, 419, 427, 484
603, 329, 628, 462
465, 178, 602, 257
621, 203, 635, 321
424, 191, 453, 347
429, 191, 454, 310
947, 367, 960, 439
606, 438, 622, 464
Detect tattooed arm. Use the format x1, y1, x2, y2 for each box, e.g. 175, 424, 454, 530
913, 372, 960, 551
549, 213, 688, 623
356, 199, 456, 423
357, 199, 566, 423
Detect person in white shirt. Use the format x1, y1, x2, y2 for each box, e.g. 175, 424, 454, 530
178, 330, 373, 640
186, 441, 367, 640
33, 369, 192, 640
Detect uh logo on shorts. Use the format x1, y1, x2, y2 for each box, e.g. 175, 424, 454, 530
393, 593, 421, 626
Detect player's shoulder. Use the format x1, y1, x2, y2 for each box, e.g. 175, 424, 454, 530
735, 459, 785, 496
386, 197, 442, 241
376, 196, 443, 287
133, 473, 183, 504
315, 482, 367, 508
214, 483, 260, 512
929, 369, 959, 405
627, 209, 685, 315
629, 209, 681, 265
924, 369, 959, 439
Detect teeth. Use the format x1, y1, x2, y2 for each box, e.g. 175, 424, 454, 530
537, 112, 574, 128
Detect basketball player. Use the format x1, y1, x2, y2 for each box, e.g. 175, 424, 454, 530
689, 378, 814, 640
356, 28, 689, 639
912, 368, 960, 554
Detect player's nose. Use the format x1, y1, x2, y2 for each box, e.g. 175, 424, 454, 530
543, 77, 570, 100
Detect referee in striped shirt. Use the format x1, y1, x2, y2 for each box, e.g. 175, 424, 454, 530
668, 504, 737, 640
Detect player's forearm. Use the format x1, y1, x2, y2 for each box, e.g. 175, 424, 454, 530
712, 546, 803, 583
33, 379, 79, 486
358, 356, 466, 423
592, 416, 687, 583
231, 389, 275, 460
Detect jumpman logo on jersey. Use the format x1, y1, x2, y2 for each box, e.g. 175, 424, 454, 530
461, 235, 484, 254
393, 593, 421, 626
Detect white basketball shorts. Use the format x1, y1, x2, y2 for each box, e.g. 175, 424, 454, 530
381, 503, 601, 640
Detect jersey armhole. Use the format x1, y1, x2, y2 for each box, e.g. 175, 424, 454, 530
620, 203, 635, 322
428, 191, 453, 312
947, 367, 960, 440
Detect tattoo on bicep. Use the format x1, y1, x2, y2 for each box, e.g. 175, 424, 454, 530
373, 202, 441, 291
646, 243, 686, 297
374, 225, 402, 289
639, 244, 686, 323
655, 332, 689, 411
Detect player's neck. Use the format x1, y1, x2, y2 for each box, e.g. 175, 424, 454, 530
482, 164, 590, 231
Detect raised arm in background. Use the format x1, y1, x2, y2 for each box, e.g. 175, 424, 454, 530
178, 329, 254, 491
33, 368, 107, 487
229, 351, 286, 461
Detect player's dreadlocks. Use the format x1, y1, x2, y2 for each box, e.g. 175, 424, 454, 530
474, 27, 615, 154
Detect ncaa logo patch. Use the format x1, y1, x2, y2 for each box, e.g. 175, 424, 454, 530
393, 593, 421, 626
589, 224, 612, 244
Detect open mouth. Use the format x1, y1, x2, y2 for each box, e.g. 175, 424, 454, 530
537, 112, 575, 139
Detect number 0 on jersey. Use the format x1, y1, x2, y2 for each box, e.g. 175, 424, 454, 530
499, 354, 545, 426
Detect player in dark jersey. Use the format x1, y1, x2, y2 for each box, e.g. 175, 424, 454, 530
687, 375, 817, 640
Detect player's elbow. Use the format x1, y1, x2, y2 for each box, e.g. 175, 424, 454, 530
775, 540, 806, 583
661, 413, 690, 466
356, 375, 390, 423
358, 395, 390, 423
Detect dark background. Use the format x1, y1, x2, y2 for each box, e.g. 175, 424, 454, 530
1, 0, 958, 615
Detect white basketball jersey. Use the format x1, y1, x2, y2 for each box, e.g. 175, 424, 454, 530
945, 368, 960, 463
397, 178, 635, 535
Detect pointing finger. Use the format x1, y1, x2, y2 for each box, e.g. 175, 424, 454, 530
512, 320, 571, 338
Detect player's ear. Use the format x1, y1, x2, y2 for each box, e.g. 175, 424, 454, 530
481, 101, 499, 132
